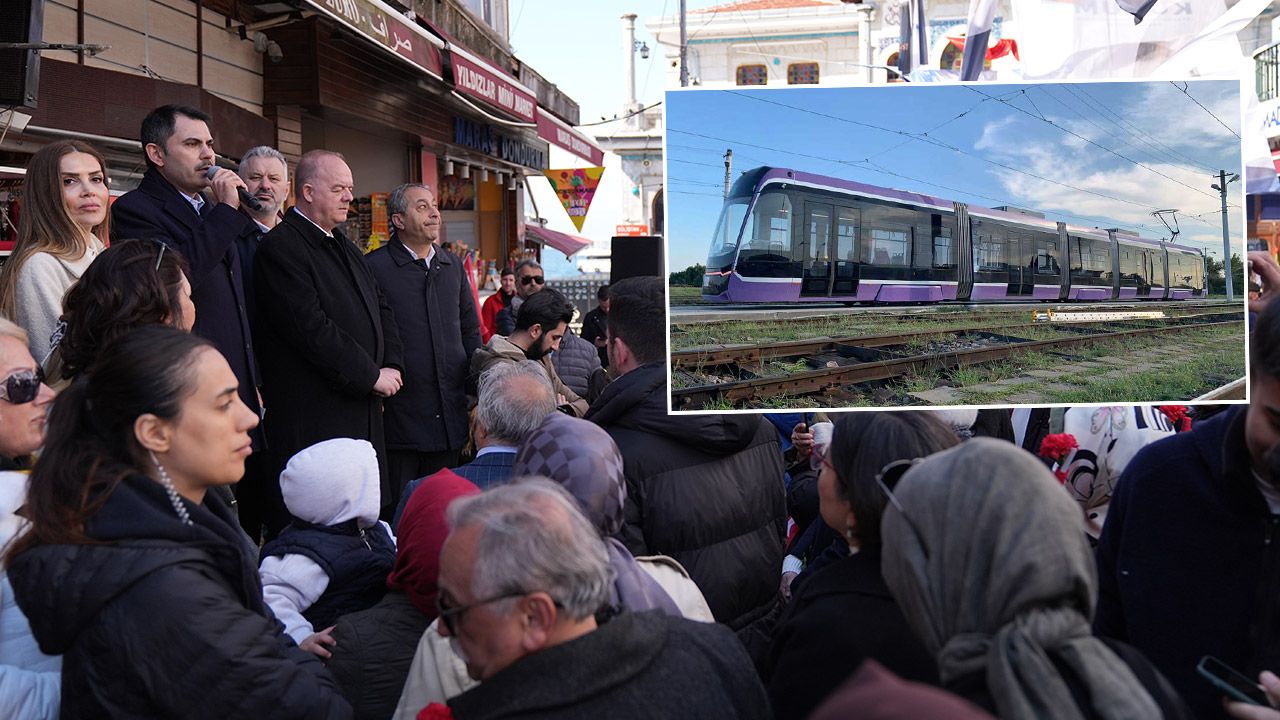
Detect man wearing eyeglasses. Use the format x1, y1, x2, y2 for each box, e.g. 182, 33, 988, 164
434, 479, 770, 719
493, 259, 544, 337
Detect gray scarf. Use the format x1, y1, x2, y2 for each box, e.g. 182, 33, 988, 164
513, 413, 681, 616
880, 437, 1161, 720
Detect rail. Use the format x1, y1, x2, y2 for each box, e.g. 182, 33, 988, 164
1256, 41, 1280, 103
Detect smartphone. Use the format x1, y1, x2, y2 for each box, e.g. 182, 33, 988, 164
1198, 656, 1271, 707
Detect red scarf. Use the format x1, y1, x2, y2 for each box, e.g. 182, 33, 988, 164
386, 468, 481, 617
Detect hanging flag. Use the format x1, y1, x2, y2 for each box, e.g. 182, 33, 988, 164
959, 0, 999, 81
1115, 0, 1159, 24
947, 35, 1020, 63
543, 167, 605, 232
896, 0, 929, 77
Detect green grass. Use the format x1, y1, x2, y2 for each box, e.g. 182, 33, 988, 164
669, 286, 706, 305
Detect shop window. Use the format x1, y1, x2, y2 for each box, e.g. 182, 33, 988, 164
787, 62, 819, 85
736, 65, 767, 86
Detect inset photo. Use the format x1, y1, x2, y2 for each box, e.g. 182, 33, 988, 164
666, 81, 1247, 411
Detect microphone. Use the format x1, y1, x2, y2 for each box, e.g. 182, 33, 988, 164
205, 165, 265, 213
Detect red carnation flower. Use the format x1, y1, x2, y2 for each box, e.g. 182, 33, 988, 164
1054, 468, 1068, 484
1157, 405, 1192, 433
418, 703, 454, 720
1038, 433, 1079, 463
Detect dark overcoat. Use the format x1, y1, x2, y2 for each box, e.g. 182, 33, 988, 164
111, 168, 263, 446
364, 238, 480, 454
253, 209, 404, 511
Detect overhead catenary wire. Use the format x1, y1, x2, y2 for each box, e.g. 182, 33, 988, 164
718, 91, 1221, 228
1171, 81, 1239, 139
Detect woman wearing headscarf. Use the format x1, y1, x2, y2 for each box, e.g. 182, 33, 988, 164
0, 318, 59, 719
764, 411, 952, 720
880, 437, 1193, 720
326, 469, 479, 720
510, 412, 710, 620
6, 326, 350, 719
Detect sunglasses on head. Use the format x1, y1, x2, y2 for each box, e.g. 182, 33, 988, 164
521, 275, 545, 286
874, 457, 930, 558
0, 368, 45, 405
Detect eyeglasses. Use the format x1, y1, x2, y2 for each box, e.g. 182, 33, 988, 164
436, 590, 530, 635
0, 368, 45, 405
874, 458, 930, 558
520, 275, 545, 286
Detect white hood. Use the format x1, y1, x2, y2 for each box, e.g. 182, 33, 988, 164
279, 438, 380, 528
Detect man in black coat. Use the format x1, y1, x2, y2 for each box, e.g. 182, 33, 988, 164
585, 276, 787, 630
437, 480, 770, 720
365, 183, 481, 504
253, 150, 405, 523
111, 105, 264, 472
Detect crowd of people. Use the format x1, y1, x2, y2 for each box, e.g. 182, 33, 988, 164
0, 102, 1274, 720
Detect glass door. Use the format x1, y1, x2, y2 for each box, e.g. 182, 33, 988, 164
800, 202, 833, 296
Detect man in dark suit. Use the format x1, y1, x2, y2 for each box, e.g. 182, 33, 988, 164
111, 104, 264, 518
391, 360, 555, 529
253, 150, 404, 524
366, 183, 481, 503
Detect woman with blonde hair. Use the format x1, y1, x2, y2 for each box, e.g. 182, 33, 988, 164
0, 140, 110, 365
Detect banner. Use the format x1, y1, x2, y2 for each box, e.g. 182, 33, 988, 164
544, 167, 605, 232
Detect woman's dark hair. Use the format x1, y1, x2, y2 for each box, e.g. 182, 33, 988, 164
58, 239, 191, 379
828, 411, 959, 548
7, 326, 212, 562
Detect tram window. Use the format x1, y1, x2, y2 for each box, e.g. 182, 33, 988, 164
710, 199, 750, 257
742, 192, 792, 257
933, 232, 953, 268
869, 227, 909, 266
1036, 240, 1060, 273
976, 236, 1005, 271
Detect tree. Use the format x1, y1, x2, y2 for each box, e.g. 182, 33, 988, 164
669, 263, 705, 286
1206, 253, 1245, 295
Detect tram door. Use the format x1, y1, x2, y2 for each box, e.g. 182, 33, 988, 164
801, 202, 859, 297
1006, 236, 1032, 295
800, 203, 833, 296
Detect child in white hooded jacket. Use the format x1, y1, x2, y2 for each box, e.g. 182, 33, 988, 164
259, 438, 397, 657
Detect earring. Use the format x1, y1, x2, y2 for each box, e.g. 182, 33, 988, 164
149, 450, 193, 527
844, 527, 855, 542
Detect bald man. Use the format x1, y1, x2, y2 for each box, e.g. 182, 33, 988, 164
252, 150, 404, 531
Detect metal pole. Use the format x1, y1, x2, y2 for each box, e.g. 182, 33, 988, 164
622, 14, 638, 127
679, 0, 688, 87
723, 149, 732, 199
1219, 169, 1233, 302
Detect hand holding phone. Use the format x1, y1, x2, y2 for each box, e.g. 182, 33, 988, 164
1199, 656, 1272, 708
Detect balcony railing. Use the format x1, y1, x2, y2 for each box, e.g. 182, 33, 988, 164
1258, 42, 1280, 102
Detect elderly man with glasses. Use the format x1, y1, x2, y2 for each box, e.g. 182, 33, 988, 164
429, 479, 770, 720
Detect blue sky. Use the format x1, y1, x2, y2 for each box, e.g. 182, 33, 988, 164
508, 0, 722, 124
662, 80, 1243, 271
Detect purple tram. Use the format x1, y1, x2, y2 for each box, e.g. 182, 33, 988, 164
701, 167, 1206, 304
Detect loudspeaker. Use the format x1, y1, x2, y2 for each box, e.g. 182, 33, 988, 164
0, 1, 44, 108
610, 236, 664, 283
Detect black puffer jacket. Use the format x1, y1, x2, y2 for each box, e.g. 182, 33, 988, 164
586, 362, 787, 629
8, 474, 352, 720
327, 591, 431, 720
551, 329, 602, 398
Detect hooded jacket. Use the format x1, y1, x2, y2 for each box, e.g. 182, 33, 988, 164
585, 362, 787, 629
0, 471, 59, 720
260, 439, 396, 642
469, 334, 588, 416
7, 474, 351, 720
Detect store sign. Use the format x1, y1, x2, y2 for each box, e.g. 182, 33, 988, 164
454, 118, 547, 170
616, 224, 649, 236
306, 0, 443, 77
451, 53, 537, 123
544, 167, 605, 232
1262, 98, 1280, 134
536, 111, 605, 166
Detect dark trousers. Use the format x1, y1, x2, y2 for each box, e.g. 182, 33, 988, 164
385, 448, 461, 518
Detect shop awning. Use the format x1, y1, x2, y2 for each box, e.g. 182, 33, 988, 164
299, 0, 444, 79
525, 224, 592, 258
536, 110, 605, 166
449, 50, 537, 123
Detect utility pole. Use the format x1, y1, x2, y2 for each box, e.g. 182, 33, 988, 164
1212, 169, 1239, 302
723, 149, 733, 199
679, 0, 689, 87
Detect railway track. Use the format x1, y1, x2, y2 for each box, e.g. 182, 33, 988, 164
670, 299, 1240, 328
670, 311, 1244, 409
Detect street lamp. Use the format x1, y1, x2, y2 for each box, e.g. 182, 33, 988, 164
634, 40, 649, 60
